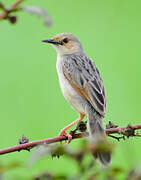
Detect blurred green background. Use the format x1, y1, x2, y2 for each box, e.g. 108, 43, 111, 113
0, 0, 141, 179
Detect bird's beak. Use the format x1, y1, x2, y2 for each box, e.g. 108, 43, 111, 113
42, 38, 62, 45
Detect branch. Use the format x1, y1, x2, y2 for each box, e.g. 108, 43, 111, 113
0, 0, 23, 20
0, 123, 141, 155
0, 0, 52, 26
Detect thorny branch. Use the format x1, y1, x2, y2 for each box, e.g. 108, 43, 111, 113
0, 123, 141, 155
0, 0, 52, 26
0, 0, 23, 20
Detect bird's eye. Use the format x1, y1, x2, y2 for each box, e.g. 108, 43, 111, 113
62, 38, 69, 44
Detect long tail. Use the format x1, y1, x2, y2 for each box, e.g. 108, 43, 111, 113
87, 107, 111, 166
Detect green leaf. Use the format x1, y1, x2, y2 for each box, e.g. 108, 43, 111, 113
0, 2, 5, 10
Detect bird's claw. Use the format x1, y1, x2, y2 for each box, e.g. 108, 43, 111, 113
59, 130, 72, 144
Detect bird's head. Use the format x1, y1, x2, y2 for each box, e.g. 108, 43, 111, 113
42, 33, 84, 56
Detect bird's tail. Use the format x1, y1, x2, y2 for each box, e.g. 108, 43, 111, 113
87, 107, 111, 166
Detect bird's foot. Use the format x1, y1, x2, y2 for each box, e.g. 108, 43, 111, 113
59, 130, 72, 144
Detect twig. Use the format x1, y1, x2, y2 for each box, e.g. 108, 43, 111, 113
0, 124, 141, 155
0, 0, 23, 20
108, 134, 125, 141
106, 124, 141, 135
0, 133, 84, 155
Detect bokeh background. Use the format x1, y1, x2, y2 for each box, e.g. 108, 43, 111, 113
1, 0, 141, 179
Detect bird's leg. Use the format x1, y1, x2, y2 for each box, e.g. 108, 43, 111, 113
59, 113, 85, 143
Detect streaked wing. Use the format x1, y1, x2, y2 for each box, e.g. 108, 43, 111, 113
62, 54, 106, 116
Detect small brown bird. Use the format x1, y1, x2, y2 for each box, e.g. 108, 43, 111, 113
42, 33, 111, 166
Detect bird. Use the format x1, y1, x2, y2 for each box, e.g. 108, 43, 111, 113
42, 33, 111, 166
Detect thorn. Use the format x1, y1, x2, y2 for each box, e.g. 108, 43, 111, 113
121, 125, 135, 137
18, 135, 30, 152
106, 121, 118, 129
18, 135, 29, 144
8, 15, 17, 24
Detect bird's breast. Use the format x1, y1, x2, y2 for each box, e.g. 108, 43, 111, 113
56, 57, 76, 100
56, 56, 86, 114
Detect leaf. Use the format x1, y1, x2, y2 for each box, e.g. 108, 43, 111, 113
28, 145, 67, 166
21, 6, 52, 27
28, 145, 53, 166
0, 162, 22, 172
90, 138, 114, 154
33, 171, 53, 180
0, 2, 5, 10
33, 171, 70, 180
127, 167, 141, 180
51, 146, 66, 158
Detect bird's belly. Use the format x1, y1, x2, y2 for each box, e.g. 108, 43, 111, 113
61, 79, 86, 114
56, 61, 86, 114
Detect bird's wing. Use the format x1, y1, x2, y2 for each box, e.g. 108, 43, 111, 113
62, 54, 106, 116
